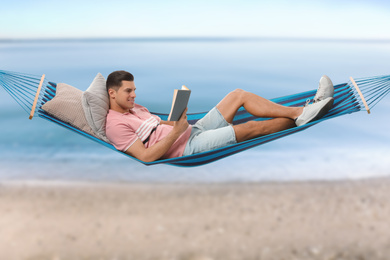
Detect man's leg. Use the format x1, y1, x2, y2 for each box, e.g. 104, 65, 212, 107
215, 89, 302, 142
233, 118, 296, 142
216, 89, 303, 123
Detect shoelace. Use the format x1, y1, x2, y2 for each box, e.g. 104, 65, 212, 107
306, 95, 324, 106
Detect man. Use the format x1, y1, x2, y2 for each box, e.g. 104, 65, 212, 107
105, 70, 334, 162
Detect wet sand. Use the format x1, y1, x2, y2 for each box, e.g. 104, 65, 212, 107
1, 178, 390, 260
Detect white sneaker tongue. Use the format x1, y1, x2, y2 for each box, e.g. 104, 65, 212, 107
314, 92, 324, 102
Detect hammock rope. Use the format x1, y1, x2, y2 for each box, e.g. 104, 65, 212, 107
1, 70, 389, 167
0, 70, 50, 116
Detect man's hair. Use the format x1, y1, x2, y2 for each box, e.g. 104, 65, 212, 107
106, 70, 134, 92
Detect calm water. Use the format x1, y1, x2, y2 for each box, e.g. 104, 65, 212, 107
1, 39, 389, 182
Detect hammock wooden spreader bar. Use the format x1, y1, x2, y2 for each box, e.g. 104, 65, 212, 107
1, 70, 389, 167
29, 74, 45, 119
350, 76, 370, 114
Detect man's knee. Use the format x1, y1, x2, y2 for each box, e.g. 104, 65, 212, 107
228, 88, 246, 101
231, 88, 245, 95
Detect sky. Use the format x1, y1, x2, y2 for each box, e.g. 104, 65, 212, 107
1, 0, 390, 40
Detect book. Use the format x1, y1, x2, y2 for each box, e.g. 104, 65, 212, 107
167, 85, 191, 121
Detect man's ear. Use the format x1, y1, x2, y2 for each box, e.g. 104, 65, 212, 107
108, 88, 116, 99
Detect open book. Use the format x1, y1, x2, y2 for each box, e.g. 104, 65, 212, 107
167, 85, 191, 121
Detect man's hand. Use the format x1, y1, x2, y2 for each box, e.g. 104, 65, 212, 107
124, 108, 189, 162
173, 108, 189, 135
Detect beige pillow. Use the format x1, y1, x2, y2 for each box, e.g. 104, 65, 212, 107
82, 73, 110, 142
42, 83, 98, 138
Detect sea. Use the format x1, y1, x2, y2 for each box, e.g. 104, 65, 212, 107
0, 38, 389, 183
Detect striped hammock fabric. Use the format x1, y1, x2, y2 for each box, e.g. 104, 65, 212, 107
1, 70, 389, 167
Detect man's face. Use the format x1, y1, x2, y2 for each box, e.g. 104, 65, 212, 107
109, 80, 136, 112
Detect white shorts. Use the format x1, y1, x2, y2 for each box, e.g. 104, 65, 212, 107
183, 107, 237, 156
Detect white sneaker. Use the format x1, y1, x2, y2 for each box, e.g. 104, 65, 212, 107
313, 75, 334, 102
295, 97, 334, 126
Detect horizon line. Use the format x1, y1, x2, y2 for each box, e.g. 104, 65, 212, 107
1, 36, 390, 43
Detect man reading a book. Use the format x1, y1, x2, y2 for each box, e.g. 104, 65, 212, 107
105, 70, 334, 162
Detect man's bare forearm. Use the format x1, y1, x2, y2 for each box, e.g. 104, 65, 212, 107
137, 128, 184, 162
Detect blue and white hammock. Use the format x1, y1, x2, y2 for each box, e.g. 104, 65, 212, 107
1, 70, 389, 167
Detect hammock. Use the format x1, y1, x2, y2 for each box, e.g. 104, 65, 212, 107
1, 70, 389, 167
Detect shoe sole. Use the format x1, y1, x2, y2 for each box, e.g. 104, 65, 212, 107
296, 98, 334, 126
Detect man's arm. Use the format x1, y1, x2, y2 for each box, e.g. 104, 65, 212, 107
124, 108, 189, 162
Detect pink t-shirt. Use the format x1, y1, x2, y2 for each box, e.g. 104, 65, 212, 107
106, 104, 192, 159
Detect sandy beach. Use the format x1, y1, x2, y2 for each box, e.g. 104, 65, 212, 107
1, 178, 390, 260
